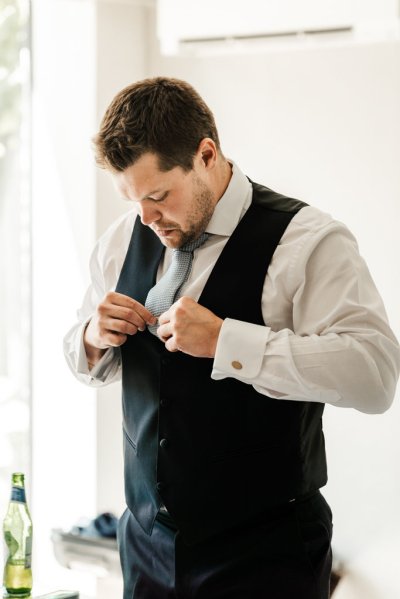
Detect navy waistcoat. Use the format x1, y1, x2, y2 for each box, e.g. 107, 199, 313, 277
115, 180, 327, 545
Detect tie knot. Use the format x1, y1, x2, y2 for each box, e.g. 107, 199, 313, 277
178, 232, 209, 254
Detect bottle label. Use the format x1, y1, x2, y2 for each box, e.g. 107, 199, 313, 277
4, 530, 17, 553
25, 535, 32, 569
4, 531, 32, 569
11, 486, 26, 503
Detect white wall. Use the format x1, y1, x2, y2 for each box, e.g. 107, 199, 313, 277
31, 0, 149, 596
32, 0, 97, 595
94, 0, 150, 523
147, 20, 400, 598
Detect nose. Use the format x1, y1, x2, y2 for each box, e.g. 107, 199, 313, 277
139, 201, 161, 226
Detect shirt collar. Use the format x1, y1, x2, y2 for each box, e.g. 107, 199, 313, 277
205, 161, 252, 237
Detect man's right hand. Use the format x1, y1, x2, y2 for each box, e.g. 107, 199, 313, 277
84, 291, 157, 367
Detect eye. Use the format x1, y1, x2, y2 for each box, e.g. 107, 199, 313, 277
148, 192, 168, 203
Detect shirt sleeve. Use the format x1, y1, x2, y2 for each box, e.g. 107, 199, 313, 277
212, 222, 400, 414
63, 237, 122, 387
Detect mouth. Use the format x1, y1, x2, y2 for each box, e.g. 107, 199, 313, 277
154, 228, 176, 238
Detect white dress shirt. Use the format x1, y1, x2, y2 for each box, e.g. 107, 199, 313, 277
63, 162, 400, 414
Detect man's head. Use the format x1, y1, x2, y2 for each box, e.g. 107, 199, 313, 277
94, 77, 231, 249
93, 76, 221, 173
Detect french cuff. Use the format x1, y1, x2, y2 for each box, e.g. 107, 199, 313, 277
212, 318, 271, 380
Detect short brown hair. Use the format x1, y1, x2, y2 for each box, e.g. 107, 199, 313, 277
93, 77, 221, 172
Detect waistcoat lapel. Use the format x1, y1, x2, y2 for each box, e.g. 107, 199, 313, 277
115, 216, 164, 301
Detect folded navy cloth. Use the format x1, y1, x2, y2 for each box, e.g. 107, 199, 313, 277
71, 512, 118, 539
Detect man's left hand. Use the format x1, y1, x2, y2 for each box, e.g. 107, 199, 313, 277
157, 296, 223, 358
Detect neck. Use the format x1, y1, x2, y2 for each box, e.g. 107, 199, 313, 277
214, 159, 232, 206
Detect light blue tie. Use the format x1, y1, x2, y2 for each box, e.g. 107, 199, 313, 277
145, 233, 209, 335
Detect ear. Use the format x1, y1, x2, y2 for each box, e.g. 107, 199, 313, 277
197, 138, 218, 169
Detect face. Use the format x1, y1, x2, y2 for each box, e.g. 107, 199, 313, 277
113, 152, 217, 249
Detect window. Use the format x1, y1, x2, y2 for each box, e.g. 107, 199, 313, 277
0, 0, 31, 512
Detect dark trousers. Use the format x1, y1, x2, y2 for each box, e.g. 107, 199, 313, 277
118, 491, 333, 599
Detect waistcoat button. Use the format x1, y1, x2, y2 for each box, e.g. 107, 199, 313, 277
156, 482, 165, 492
159, 438, 169, 449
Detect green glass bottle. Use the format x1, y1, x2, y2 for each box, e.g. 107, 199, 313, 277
3, 472, 33, 597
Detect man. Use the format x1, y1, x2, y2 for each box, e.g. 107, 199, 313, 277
64, 77, 400, 599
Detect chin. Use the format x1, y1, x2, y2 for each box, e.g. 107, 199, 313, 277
161, 236, 182, 249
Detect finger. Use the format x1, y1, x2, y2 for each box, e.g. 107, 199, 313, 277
103, 317, 140, 336
164, 336, 179, 353
103, 330, 128, 347
100, 303, 154, 331
106, 292, 157, 324
158, 310, 171, 326
157, 322, 172, 342
105, 305, 148, 331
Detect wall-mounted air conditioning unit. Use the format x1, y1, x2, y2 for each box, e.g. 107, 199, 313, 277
157, 0, 400, 54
